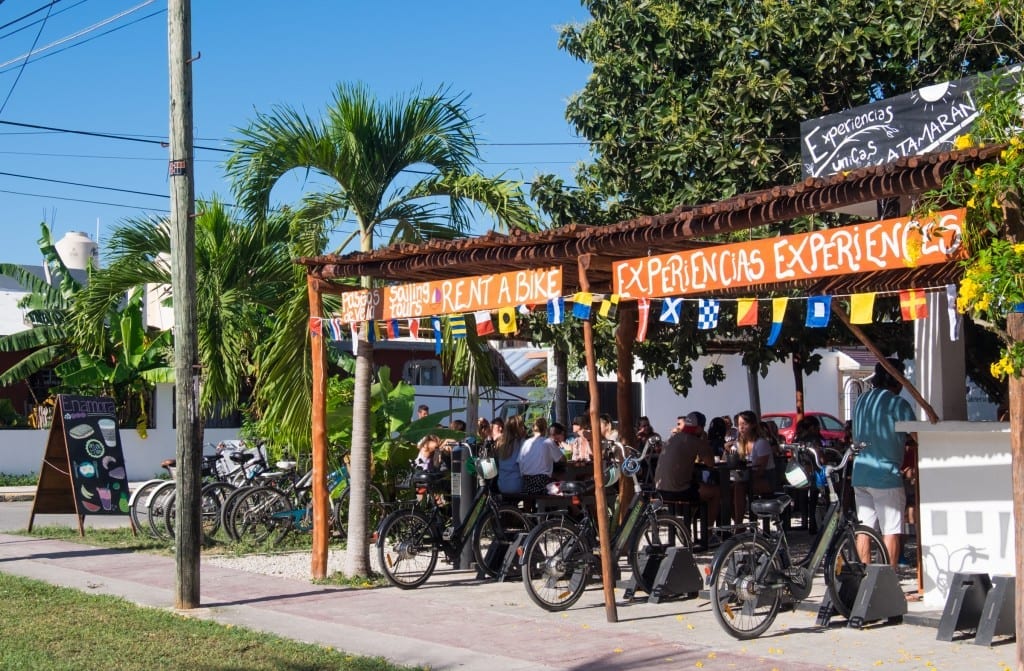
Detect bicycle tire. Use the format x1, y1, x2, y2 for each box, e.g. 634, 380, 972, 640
471, 505, 531, 579
199, 481, 236, 540
145, 481, 177, 541
220, 484, 258, 542
128, 479, 165, 538
627, 512, 691, 594
520, 518, 593, 611
824, 523, 889, 618
709, 536, 783, 639
376, 510, 438, 589
332, 484, 387, 538
231, 486, 293, 546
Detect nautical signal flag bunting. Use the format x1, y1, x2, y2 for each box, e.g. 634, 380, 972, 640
900, 290, 928, 320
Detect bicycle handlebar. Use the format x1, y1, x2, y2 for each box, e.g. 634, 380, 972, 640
791, 441, 864, 474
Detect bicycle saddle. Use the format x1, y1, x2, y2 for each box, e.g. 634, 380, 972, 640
750, 495, 793, 518
559, 480, 595, 496
229, 452, 255, 464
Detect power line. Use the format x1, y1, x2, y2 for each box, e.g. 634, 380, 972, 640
0, 186, 168, 211
0, 7, 165, 76
0, 149, 221, 162
0, 1, 84, 42
0, 0, 155, 69
0, 0, 53, 116
0, 118, 230, 152
0, 169, 169, 198
0, 0, 63, 33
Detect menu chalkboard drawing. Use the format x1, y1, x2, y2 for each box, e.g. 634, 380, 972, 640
29, 395, 131, 535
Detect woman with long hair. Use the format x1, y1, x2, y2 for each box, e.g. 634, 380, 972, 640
727, 410, 776, 523
496, 415, 527, 495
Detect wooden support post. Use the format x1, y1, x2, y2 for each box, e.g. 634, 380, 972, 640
615, 304, 637, 525
308, 277, 329, 579
831, 301, 939, 423
579, 254, 618, 623
1008, 312, 1024, 670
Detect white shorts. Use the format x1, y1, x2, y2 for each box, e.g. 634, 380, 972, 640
854, 486, 906, 536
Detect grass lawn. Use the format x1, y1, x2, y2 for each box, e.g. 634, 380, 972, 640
0, 572, 418, 671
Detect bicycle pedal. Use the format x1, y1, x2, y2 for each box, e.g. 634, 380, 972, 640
441, 527, 455, 541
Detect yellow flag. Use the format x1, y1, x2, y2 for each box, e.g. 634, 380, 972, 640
497, 306, 517, 334
850, 293, 876, 324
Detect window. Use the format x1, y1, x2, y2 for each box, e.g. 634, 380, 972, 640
403, 359, 442, 386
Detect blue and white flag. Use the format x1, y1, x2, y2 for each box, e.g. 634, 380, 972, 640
805, 295, 831, 328
697, 299, 719, 330
431, 316, 442, 354
660, 297, 683, 324
547, 297, 564, 325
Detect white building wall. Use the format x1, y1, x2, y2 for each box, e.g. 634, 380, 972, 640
640, 351, 846, 436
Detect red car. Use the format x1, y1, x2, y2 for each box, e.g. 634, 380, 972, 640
761, 411, 846, 445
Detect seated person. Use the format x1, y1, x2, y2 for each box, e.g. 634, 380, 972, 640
569, 416, 594, 462
518, 417, 565, 495
654, 411, 720, 526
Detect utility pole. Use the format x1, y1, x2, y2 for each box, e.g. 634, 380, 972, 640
168, 0, 202, 609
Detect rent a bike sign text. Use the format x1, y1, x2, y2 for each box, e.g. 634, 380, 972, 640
612, 209, 965, 299
338, 266, 563, 321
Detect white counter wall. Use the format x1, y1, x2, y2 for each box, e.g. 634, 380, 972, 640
897, 420, 1013, 608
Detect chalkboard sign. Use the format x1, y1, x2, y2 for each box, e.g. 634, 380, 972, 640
30, 395, 131, 534
800, 66, 1021, 180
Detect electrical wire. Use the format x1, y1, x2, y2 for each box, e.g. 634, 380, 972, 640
0, 7, 165, 76
0, 0, 53, 116
0, 0, 63, 33
0, 0, 155, 69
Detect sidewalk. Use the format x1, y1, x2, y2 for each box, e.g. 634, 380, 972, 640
0, 528, 1014, 671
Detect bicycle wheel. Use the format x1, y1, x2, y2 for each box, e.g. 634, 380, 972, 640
231, 486, 293, 546
521, 519, 593, 611
471, 505, 531, 579
824, 524, 889, 618
709, 536, 783, 639
145, 481, 177, 541
128, 479, 164, 538
376, 510, 438, 589
220, 485, 258, 542
332, 484, 388, 538
627, 512, 692, 594
199, 482, 236, 542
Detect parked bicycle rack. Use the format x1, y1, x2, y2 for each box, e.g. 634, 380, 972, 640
936, 572, 1016, 646
622, 545, 702, 603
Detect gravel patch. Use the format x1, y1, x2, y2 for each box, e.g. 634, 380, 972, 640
205, 549, 382, 581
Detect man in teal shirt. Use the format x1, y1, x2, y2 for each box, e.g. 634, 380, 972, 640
852, 358, 916, 568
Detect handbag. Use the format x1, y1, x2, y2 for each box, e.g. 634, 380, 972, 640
477, 457, 498, 480
783, 456, 812, 489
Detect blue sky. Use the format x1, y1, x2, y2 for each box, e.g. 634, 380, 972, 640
0, 1, 593, 266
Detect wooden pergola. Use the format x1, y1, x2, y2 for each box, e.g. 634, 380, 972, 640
298, 145, 1001, 622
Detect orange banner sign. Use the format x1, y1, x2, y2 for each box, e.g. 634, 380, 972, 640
613, 209, 965, 299
337, 266, 563, 322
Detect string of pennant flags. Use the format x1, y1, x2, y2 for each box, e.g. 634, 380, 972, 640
309, 283, 961, 354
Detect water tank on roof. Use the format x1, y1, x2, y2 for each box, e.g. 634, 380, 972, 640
54, 231, 99, 270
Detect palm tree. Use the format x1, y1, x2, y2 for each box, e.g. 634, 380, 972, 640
71, 199, 295, 419
225, 82, 538, 576
0, 223, 86, 388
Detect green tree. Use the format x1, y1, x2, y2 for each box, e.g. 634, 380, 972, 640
0, 223, 86, 387
70, 199, 295, 420
530, 0, 1015, 400
225, 82, 538, 576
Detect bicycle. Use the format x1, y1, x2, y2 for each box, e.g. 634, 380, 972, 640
707, 442, 888, 639
375, 444, 531, 589
517, 439, 691, 611
227, 457, 386, 546
158, 442, 269, 543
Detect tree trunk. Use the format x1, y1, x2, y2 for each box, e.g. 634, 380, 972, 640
792, 353, 805, 419
345, 227, 374, 577
308, 278, 329, 579
746, 361, 762, 417
344, 336, 373, 576
553, 345, 568, 426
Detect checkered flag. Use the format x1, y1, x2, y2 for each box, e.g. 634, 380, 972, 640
697, 298, 720, 330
